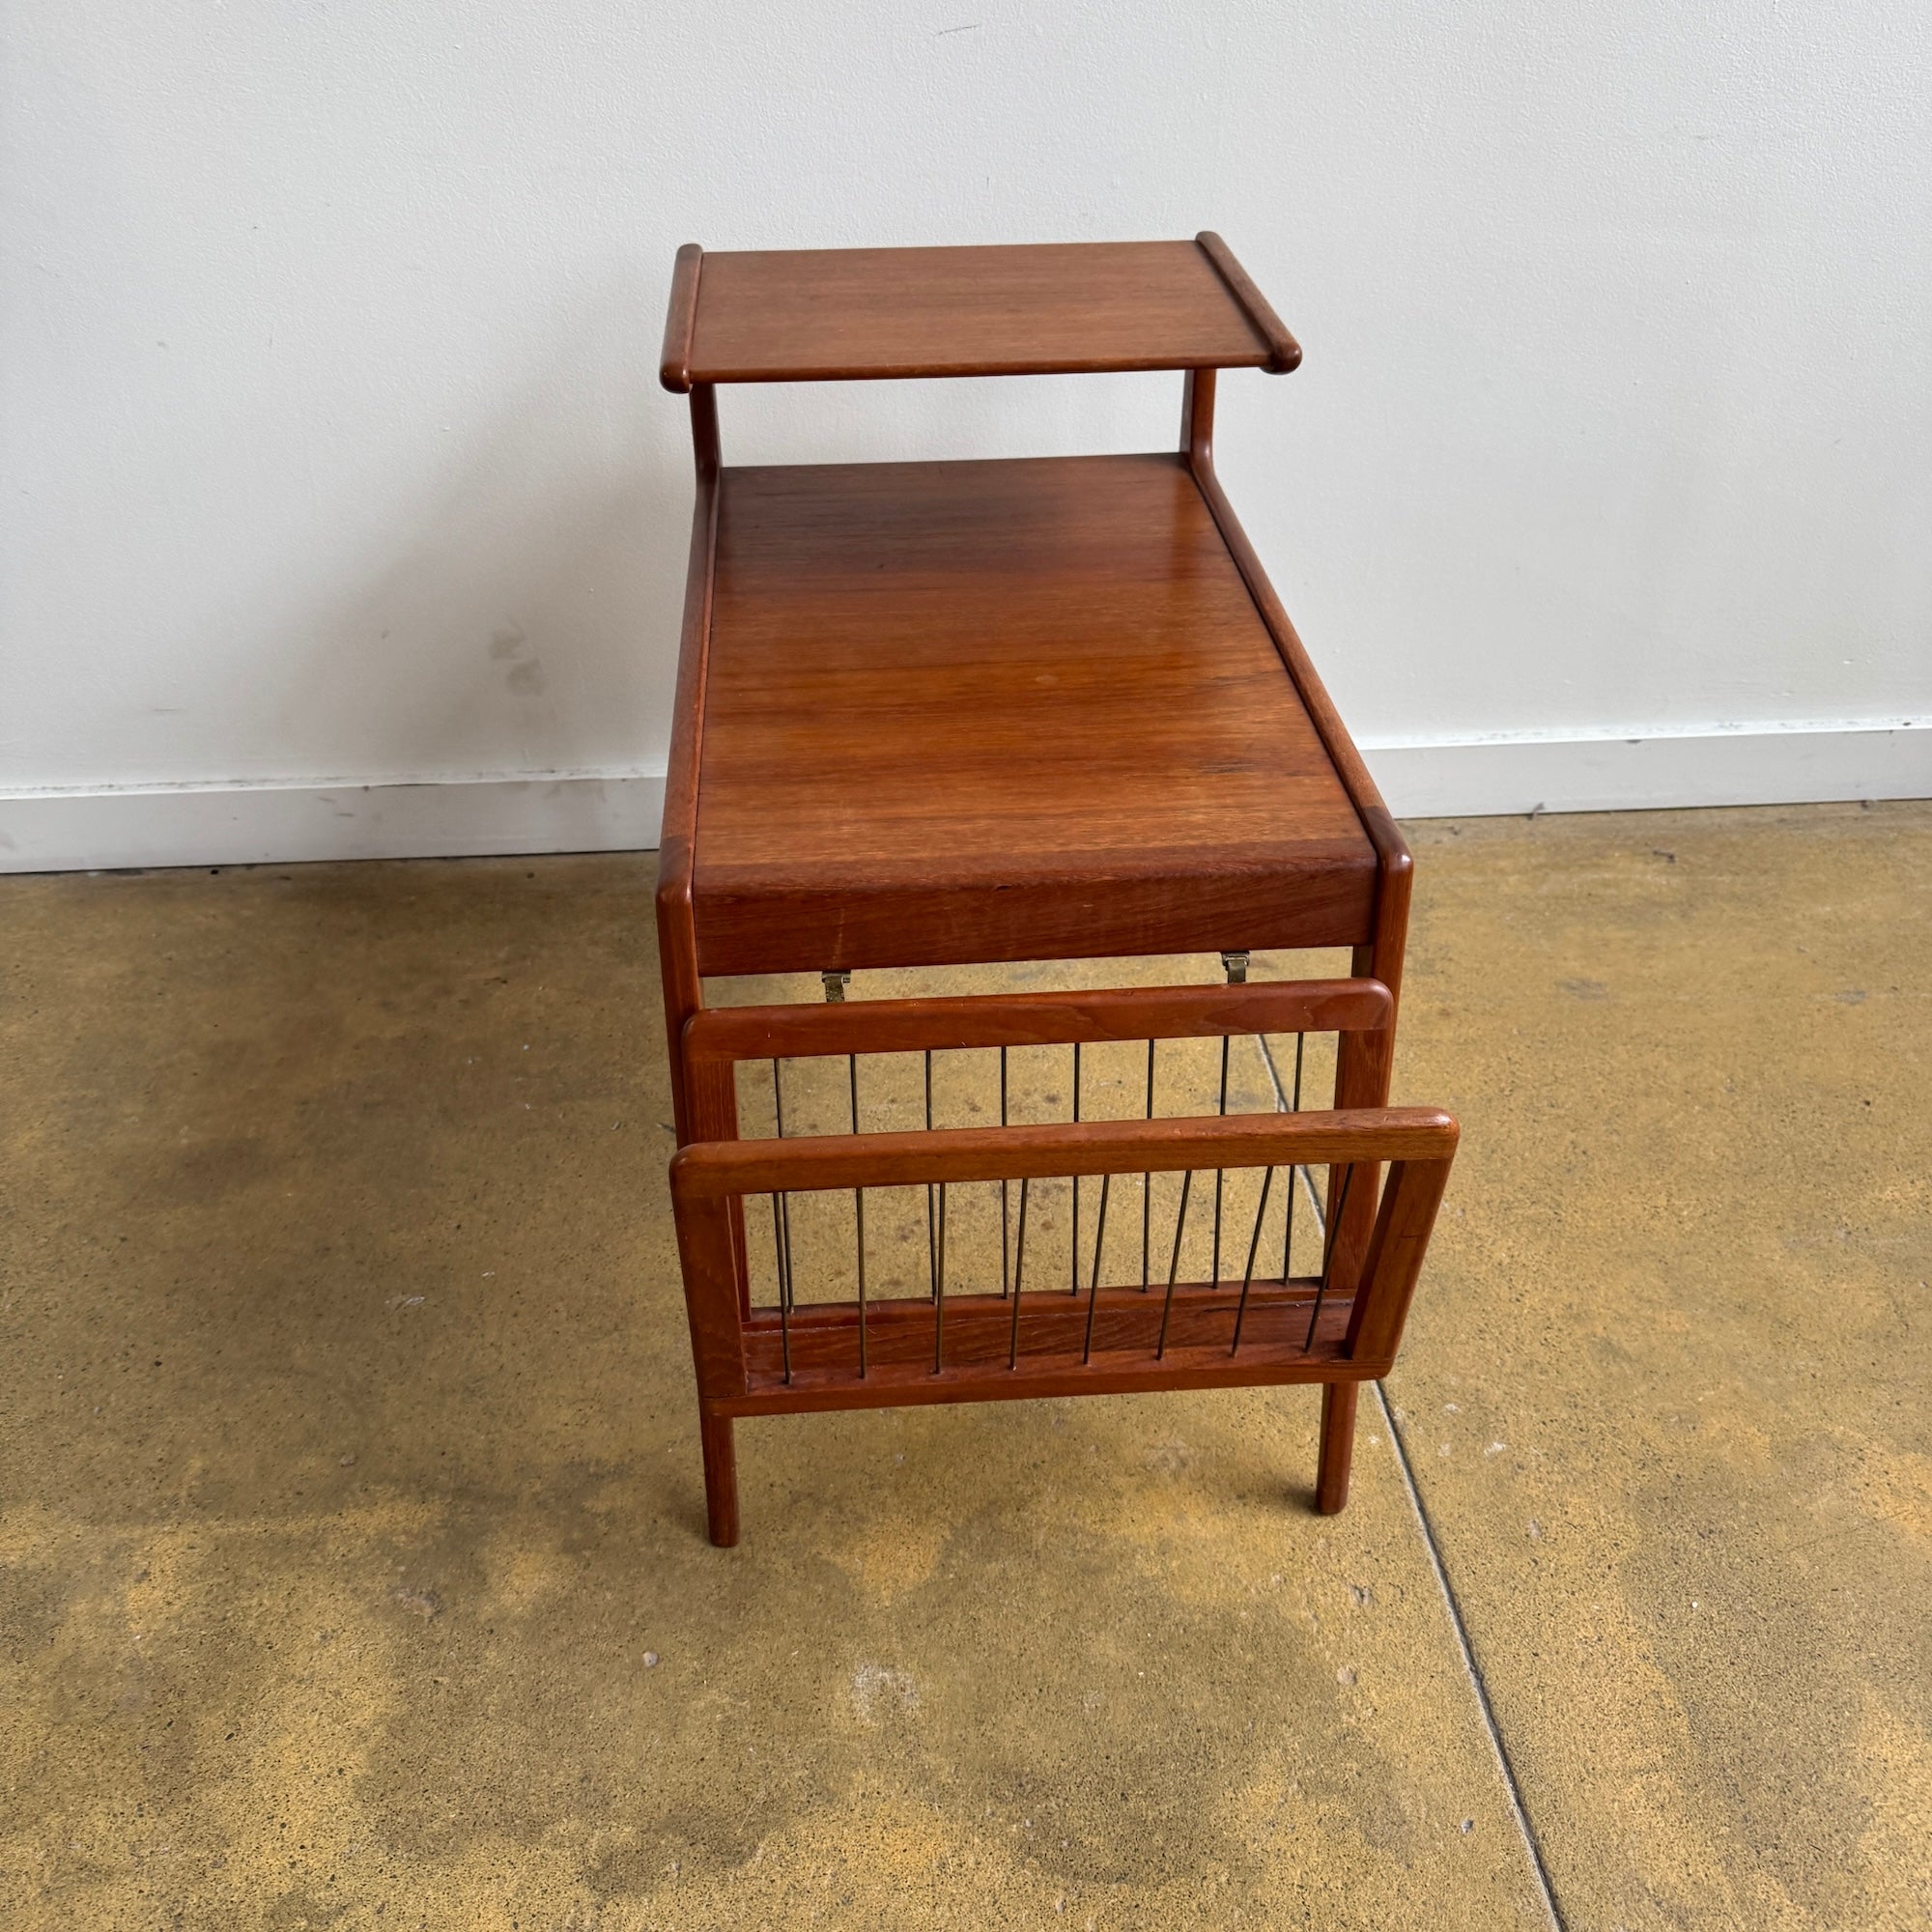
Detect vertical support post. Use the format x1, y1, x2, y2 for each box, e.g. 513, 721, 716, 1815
684, 1050, 748, 1320
1328, 822, 1412, 1297
1327, 964, 1386, 1296
1315, 1382, 1357, 1516
668, 1166, 748, 1548
658, 381, 723, 1146
1180, 366, 1216, 468
657, 904, 703, 1146
661, 371, 740, 1548
700, 1409, 739, 1547
689, 381, 720, 477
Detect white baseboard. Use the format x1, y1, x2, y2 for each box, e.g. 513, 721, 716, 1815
0, 773, 667, 874
1361, 721, 1929, 819
1, 724, 1925, 874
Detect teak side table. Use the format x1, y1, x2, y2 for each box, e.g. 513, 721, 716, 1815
656, 236, 1458, 1547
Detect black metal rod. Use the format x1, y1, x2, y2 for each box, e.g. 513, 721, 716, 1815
776, 1202, 790, 1383
1069, 1041, 1081, 1293
1212, 1033, 1230, 1282
1229, 1164, 1276, 1355
771, 1061, 793, 1381
924, 1048, 938, 1301
933, 1182, 947, 1374
1156, 1169, 1194, 1360
1082, 1172, 1111, 1364
1282, 1031, 1304, 1277
1009, 1176, 1030, 1369
850, 1050, 867, 1378
772, 1058, 795, 1312
1303, 1162, 1355, 1353
1000, 1045, 1010, 1298
855, 1186, 867, 1377
1142, 1037, 1154, 1290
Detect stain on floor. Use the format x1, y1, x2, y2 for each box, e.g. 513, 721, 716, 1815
2, 802, 1926, 1926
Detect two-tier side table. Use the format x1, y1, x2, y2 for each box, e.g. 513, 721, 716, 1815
655, 237, 1457, 1546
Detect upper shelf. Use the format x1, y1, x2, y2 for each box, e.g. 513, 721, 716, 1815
659, 233, 1300, 390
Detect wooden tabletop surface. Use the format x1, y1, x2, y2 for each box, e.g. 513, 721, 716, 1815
689, 453, 1376, 975
671, 239, 1295, 386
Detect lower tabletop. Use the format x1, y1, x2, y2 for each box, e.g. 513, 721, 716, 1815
686, 452, 1378, 974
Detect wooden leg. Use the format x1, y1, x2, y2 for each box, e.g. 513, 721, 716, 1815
700, 1409, 739, 1548
1316, 1380, 1358, 1515
1327, 1020, 1389, 1297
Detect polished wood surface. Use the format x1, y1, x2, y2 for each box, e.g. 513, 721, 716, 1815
659, 242, 704, 393
682, 978, 1390, 1065
669, 238, 1282, 388
670, 1106, 1457, 1199
653, 383, 718, 1140
670, 1105, 1458, 1545
692, 453, 1377, 974
1195, 233, 1301, 373
726, 1285, 1358, 1415
1317, 1382, 1358, 1514
654, 233, 1439, 1544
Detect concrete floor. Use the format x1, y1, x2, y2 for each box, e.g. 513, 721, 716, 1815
1, 802, 1926, 1928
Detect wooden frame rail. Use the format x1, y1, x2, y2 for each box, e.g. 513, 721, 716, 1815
670, 1105, 1457, 1545
684, 977, 1390, 1070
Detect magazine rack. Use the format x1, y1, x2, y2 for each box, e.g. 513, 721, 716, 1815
657, 237, 1456, 1545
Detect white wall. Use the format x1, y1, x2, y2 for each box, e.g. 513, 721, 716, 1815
5, 0, 1929, 868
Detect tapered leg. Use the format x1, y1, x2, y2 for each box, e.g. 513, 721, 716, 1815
700, 1408, 739, 1548
1316, 1381, 1358, 1515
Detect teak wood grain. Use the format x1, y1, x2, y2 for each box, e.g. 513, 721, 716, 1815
727, 1286, 1358, 1415
670, 1106, 1457, 1199
682, 978, 1391, 1066
691, 453, 1377, 974
669, 1108, 1457, 1542
664, 237, 1291, 389
653, 233, 1441, 1544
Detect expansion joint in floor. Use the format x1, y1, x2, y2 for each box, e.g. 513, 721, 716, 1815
1375, 1380, 1569, 1932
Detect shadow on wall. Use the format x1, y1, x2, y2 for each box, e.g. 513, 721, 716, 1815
262, 273, 693, 789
